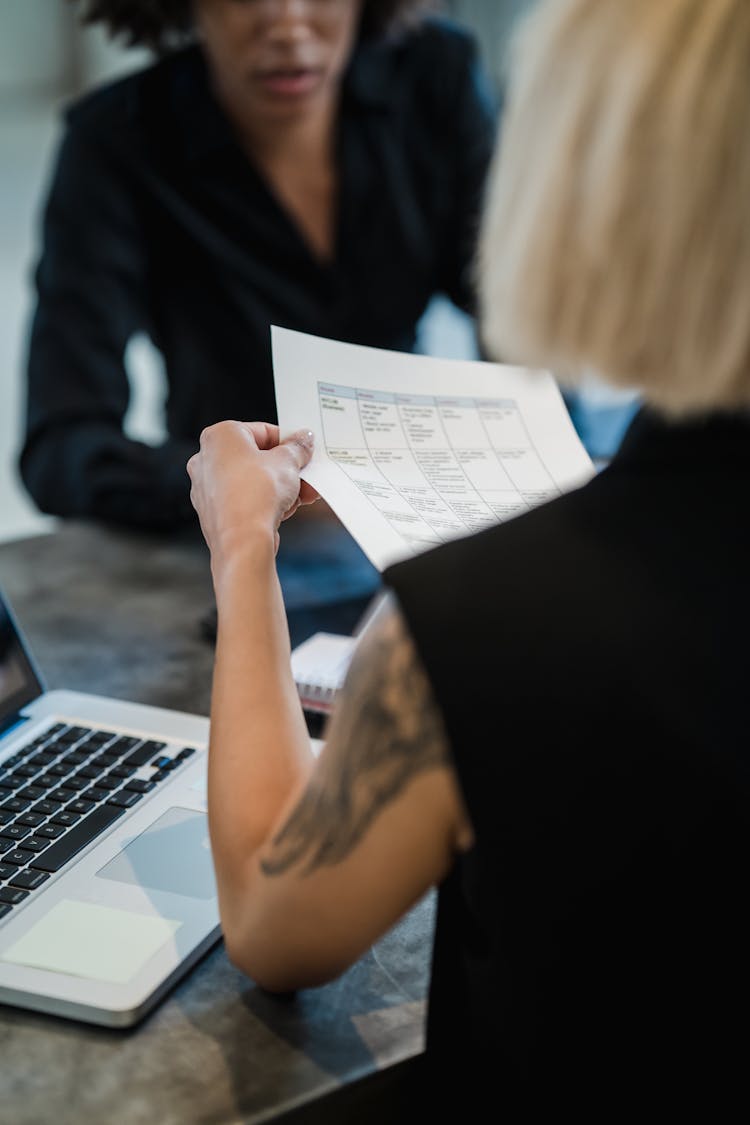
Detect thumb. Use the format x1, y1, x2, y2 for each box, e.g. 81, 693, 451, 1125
280, 429, 315, 470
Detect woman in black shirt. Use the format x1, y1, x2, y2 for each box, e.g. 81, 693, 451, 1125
21, 0, 495, 544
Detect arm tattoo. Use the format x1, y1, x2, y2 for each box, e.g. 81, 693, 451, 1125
260, 593, 451, 877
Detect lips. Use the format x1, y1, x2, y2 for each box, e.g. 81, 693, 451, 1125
255, 67, 323, 97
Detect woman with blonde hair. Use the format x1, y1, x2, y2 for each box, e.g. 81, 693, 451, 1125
187, 0, 750, 1114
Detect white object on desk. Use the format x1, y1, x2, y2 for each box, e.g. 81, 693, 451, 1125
2, 899, 181, 985
290, 632, 357, 714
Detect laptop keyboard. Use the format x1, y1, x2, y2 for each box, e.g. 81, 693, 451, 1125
0, 723, 197, 921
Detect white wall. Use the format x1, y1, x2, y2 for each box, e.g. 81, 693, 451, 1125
0, 2, 150, 543
448, 0, 536, 84
0, 0, 73, 95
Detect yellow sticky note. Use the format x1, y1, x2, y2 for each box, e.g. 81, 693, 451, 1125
2, 899, 181, 984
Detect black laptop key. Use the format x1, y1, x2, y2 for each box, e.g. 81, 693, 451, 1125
0, 825, 31, 842
0, 810, 15, 825
109, 764, 136, 779
13, 764, 42, 779
0, 863, 14, 880
107, 792, 142, 810
27, 751, 57, 768
2, 849, 35, 867
61, 775, 89, 791
16, 813, 46, 828
1, 753, 27, 770
33, 799, 63, 815
19, 837, 49, 853
50, 786, 79, 802
98, 775, 122, 791
51, 812, 81, 828
34, 824, 66, 840
0, 904, 12, 919
59, 727, 90, 742
0, 780, 15, 795
0, 840, 16, 854
47, 763, 74, 777
67, 799, 95, 815
58, 751, 87, 767
17, 786, 45, 802
176, 747, 196, 762
85, 730, 116, 745
90, 752, 118, 768
124, 779, 155, 794
151, 756, 176, 771
26, 776, 58, 793
107, 737, 141, 759
9, 870, 49, 891
78, 764, 105, 780
123, 740, 166, 767
0, 887, 29, 906
30, 804, 126, 873
23, 778, 57, 796
54, 733, 82, 746
81, 787, 109, 803
6, 771, 30, 787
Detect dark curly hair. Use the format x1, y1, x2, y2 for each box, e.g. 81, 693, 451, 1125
72, 0, 434, 50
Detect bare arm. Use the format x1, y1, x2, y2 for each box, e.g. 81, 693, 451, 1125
189, 424, 472, 992
226, 592, 473, 991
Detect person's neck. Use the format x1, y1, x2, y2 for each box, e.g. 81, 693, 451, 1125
218, 83, 341, 261
219, 83, 339, 171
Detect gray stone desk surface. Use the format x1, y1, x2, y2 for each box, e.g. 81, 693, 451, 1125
0, 522, 433, 1125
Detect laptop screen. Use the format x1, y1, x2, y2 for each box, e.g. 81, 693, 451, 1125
0, 591, 43, 733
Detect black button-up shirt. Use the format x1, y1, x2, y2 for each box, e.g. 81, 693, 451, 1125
20, 18, 496, 610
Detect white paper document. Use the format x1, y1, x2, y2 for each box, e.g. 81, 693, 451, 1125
272, 328, 594, 572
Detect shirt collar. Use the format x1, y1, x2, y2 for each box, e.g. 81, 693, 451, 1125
342, 36, 397, 108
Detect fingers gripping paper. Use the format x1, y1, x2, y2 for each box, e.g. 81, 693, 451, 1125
272, 328, 594, 572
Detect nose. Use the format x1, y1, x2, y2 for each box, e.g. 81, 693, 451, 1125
264, 0, 316, 44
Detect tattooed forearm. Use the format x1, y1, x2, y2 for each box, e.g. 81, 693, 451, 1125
260, 594, 451, 877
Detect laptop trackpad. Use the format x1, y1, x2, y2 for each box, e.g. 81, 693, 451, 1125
96, 807, 217, 900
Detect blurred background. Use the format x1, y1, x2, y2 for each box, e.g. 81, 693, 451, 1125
0, 0, 637, 545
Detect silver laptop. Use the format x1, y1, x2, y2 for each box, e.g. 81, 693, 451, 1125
0, 586, 220, 1027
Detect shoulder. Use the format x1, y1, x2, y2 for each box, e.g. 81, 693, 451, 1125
63, 45, 202, 145
352, 16, 493, 112
391, 16, 488, 95
320, 592, 454, 794
386, 470, 624, 618
397, 15, 483, 64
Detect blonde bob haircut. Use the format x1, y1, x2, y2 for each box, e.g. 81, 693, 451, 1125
479, 0, 750, 416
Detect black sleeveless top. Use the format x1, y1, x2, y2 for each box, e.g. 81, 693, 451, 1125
386, 409, 750, 1117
